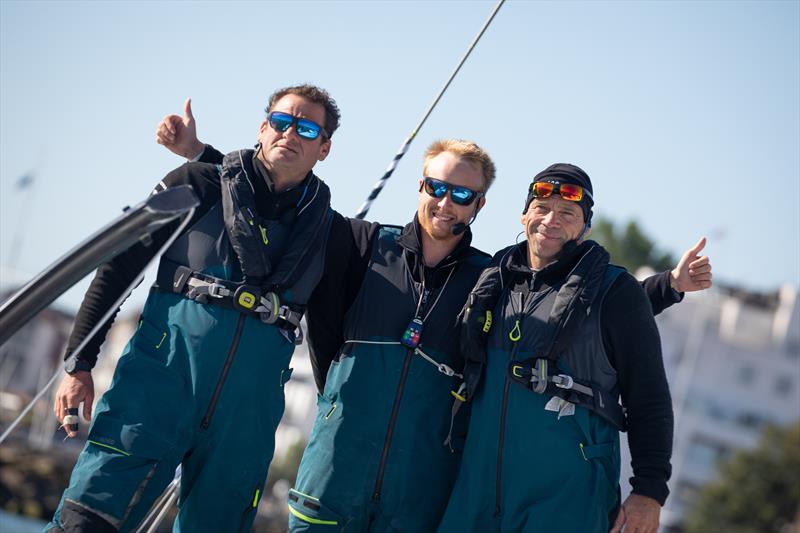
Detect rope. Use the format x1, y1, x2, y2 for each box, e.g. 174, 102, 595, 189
354, 0, 506, 219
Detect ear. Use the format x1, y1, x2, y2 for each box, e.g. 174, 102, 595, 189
418, 178, 424, 192
317, 138, 331, 161
477, 196, 486, 212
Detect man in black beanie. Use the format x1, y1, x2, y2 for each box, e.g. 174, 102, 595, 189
439, 162, 704, 533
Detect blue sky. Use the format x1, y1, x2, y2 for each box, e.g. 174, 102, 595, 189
1, 0, 798, 312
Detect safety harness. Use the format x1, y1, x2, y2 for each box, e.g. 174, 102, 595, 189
446, 242, 628, 447
506, 356, 626, 430
156, 150, 331, 342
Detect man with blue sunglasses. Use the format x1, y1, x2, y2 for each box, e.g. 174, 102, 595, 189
155, 108, 710, 531
48, 84, 338, 533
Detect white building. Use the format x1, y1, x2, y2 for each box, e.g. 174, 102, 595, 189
620, 282, 800, 529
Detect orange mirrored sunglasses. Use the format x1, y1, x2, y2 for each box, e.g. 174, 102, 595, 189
529, 181, 592, 202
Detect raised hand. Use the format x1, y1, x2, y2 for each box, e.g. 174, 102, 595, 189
670, 237, 713, 293
156, 97, 205, 160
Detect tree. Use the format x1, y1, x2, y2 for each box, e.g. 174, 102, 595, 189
591, 216, 674, 273
682, 423, 800, 533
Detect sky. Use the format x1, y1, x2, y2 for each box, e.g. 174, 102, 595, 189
1, 0, 799, 314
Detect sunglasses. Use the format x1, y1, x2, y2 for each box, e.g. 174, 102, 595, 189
422, 177, 484, 206
530, 181, 592, 202
267, 111, 328, 140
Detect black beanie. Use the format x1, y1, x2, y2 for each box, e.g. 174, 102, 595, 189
523, 163, 594, 225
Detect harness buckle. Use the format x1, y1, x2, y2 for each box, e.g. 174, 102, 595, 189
206, 282, 227, 299
233, 285, 261, 312
256, 292, 280, 325
437, 363, 456, 377
554, 374, 574, 390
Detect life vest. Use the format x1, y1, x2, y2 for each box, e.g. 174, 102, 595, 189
464, 241, 627, 430
155, 149, 332, 334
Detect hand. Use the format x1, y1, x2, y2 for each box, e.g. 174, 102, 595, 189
610, 493, 661, 533
155, 97, 205, 160
670, 237, 712, 292
53, 371, 94, 438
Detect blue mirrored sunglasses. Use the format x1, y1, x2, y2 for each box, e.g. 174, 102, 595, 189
422, 177, 484, 206
267, 111, 328, 140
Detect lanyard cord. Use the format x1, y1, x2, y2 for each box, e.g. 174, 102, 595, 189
414, 265, 456, 323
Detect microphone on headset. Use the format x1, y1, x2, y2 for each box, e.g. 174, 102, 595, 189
452, 206, 482, 236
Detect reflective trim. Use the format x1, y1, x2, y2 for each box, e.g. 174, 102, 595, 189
87, 440, 131, 456
291, 489, 320, 502
287, 504, 338, 526
324, 404, 337, 420
155, 332, 167, 349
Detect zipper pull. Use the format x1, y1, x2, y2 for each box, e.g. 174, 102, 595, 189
509, 319, 521, 342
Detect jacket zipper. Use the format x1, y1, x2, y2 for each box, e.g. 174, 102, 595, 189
238, 487, 260, 533
495, 291, 525, 516
372, 347, 414, 502
202, 314, 246, 429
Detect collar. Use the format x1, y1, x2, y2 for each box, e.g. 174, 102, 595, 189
244, 150, 315, 218
506, 239, 597, 284
396, 214, 476, 286
250, 149, 314, 196
397, 214, 474, 266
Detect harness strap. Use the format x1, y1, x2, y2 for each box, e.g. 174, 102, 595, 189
510, 360, 595, 397
443, 382, 467, 451
508, 358, 627, 430
165, 265, 303, 338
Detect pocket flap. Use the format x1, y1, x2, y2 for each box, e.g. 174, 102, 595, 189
88, 415, 173, 460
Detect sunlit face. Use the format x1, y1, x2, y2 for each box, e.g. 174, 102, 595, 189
256, 94, 331, 180
417, 152, 486, 242
521, 194, 587, 269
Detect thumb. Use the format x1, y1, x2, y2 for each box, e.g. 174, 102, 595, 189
184, 97, 194, 123
688, 236, 706, 257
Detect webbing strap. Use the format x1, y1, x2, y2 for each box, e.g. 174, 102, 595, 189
443, 383, 467, 451
509, 360, 595, 397
508, 358, 627, 430
168, 266, 303, 334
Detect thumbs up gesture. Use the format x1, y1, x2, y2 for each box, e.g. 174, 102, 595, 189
156, 97, 205, 160
669, 237, 713, 293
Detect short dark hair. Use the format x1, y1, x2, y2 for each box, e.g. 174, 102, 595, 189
266, 84, 341, 138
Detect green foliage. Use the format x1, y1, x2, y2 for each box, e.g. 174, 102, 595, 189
682, 423, 800, 533
591, 216, 674, 272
